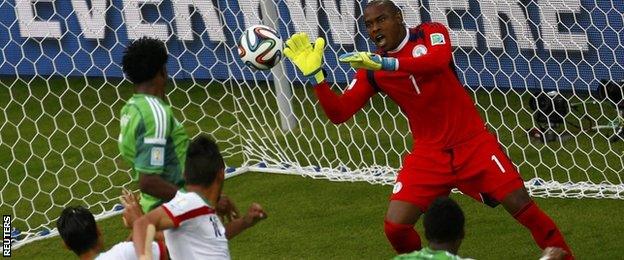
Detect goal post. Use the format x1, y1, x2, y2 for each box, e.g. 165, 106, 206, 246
1, 0, 623, 249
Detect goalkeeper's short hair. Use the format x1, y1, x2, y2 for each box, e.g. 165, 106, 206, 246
424, 197, 465, 243
122, 36, 168, 84
57, 206, 99, 255
185, 134, 225, 186
366, 0, 401, 15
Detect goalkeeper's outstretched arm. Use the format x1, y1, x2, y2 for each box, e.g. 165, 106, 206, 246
314, 74, 376, 124
284, 33, 376, 124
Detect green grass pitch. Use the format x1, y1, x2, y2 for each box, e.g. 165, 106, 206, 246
2, 77, 623, 258
13, 173, 624, 259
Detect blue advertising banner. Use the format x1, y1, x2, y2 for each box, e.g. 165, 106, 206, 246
0, 0, 622, 90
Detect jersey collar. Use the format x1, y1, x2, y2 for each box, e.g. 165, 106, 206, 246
387, 27, 410, 54
133, 93, 165, 102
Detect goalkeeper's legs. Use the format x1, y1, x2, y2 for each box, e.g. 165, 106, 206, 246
454, 132, 573, 259
384, 200, 423, 253
502, 188, 574, 260
386, 148, 453, 253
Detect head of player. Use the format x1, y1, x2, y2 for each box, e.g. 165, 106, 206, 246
57, 206, 103, 259
184, 134, 226, 202
424, 197, 465, 254
364, 0, 407, 52
122, 37, 169, 99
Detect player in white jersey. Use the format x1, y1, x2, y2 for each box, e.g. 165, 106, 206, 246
57, 205, 167, 260
132, 134, 267, 259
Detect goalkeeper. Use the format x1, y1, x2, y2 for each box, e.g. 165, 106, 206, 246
284, 0, 572, 258
118, 37, 238, 222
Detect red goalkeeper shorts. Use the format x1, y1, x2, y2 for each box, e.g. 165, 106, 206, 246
390, 132, 525, 212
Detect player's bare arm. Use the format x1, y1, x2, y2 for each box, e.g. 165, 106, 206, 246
132, 206, 174, 257
216, 194, 240, 223
120, 188, 143, 227
225, 203, 267, 239
139, 173, 178, 201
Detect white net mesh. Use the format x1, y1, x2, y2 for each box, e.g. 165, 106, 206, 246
1, 0, 623, 248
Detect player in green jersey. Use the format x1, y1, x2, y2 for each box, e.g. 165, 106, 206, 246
394, 197, 469, 260
118, 37, 190, 213
119, 37, 240, 223
394, 197, 566, 260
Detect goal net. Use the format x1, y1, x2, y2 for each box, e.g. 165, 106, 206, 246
1, 0, 623, 248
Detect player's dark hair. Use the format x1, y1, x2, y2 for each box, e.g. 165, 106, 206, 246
122, 37, 168, 85
57, 206, 99, 256
185, 134, 225, 186
366, 0, 402, 15
424, 197, 465, 243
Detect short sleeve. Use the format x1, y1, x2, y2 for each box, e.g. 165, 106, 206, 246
161, 191, 215, 227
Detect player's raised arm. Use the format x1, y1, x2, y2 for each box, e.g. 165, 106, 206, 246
132, 206, 174, 258
284, 33, 376, 124
225, 202, 267, 239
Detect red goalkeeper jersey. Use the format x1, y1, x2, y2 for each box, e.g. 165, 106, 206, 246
315, 22, 486, 148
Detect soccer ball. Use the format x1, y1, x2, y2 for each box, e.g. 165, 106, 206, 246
238, 25, 283, 70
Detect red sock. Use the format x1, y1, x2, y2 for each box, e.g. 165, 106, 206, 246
384, 220, 422, 253
514, 201, 574, 259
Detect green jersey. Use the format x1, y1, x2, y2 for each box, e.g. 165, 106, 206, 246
118, 94, 189, 212
393, 247, 468, 260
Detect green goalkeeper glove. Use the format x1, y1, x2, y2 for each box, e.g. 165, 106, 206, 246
338, 52, 398, 71
284, 33, 326, 84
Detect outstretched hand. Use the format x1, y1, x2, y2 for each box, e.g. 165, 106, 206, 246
120, 188, 142, 228
284, 32, 326, 84
216, 194, 240, 223
339, 51, 397, 71
242, 203, 267, 227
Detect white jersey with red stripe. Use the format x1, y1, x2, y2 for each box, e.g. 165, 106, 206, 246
95, 241, 164, 260
162, 190, 229, 259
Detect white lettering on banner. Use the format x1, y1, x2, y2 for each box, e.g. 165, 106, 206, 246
429, 0, 477, 48
238, 0, 262, 30
323, 0, 356, 44
172, 0, 226, 42
11, 0, 589, 52
72, 0, 107, 39
480, 0, 536, 49
15, 0, 62, 38
539, 0, 588, 51
285, 0, 319, 40
393, 0, 422, 28
123, 0, 169, 40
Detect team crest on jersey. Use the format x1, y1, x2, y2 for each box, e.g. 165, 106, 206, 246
150, 147, 164, 166
412, 44, 428, 57
392, 182, 403, 194
430, 33, 445, 46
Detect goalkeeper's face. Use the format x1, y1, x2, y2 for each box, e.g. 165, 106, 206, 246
364, 4, 405, 52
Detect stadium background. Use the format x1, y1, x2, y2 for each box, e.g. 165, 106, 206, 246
1, 0, 622, 89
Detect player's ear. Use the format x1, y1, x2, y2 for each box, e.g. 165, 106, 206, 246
218, 168, 225, 182
160, 65, 167, 78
